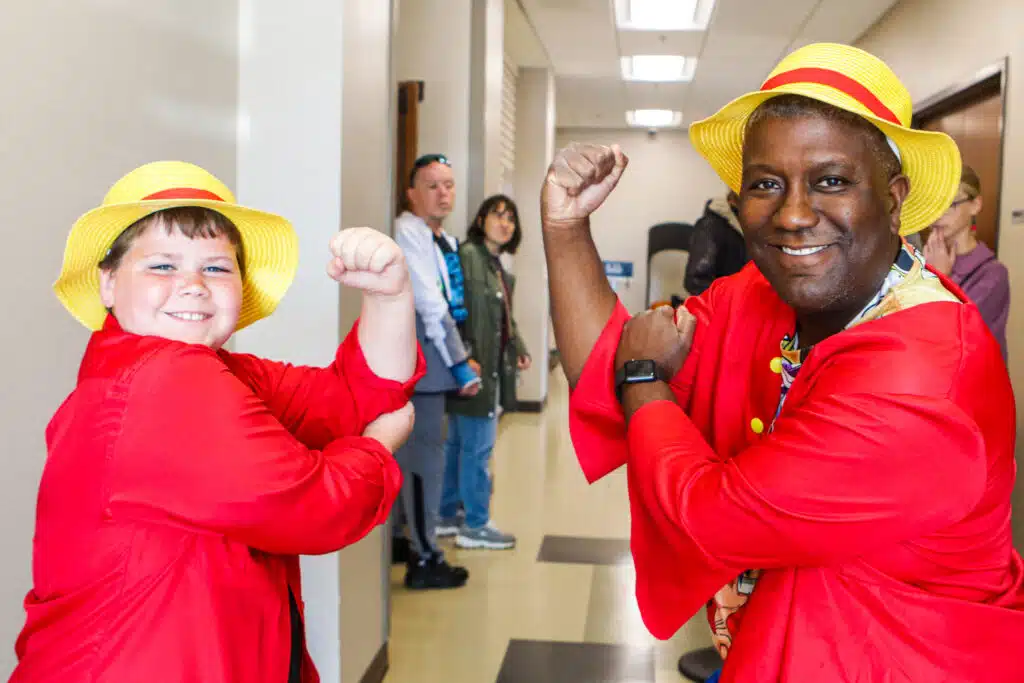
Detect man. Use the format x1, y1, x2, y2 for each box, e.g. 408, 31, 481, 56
542, 43, 1024, 681
393, 153, 480, 590
684, 190, 747, 296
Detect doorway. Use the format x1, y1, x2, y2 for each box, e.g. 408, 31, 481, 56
394, 80, 424, 215
914, 63, 1008, 253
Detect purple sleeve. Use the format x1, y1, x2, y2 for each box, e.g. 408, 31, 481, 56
962, 260, 1010, 360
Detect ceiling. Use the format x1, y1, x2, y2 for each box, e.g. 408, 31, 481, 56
508, 0, 902, 130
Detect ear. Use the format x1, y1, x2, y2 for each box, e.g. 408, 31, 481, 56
99, 268, 116, 309
405, 186, 416, 207
887, 174, 911, 236
971, 195, 984, 218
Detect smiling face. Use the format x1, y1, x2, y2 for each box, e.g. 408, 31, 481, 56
739, 99, 908, 336
98, 210, 244, 349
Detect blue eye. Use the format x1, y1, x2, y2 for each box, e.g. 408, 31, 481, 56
149, 264, 174, 272
205, 265, 232, 274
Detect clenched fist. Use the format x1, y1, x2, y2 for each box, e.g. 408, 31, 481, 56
363, 402, 415, 453
542, 143, 629, 227
327, 227, 409, 296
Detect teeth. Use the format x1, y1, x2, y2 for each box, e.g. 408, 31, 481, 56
781, 245, 828, 256
169, 312, 209, 322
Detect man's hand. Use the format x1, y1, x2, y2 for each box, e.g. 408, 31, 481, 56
517, 355, 532, 371
362, 403, 415, 453
328, 227, 410, 296
542, 143, 629, 228
459, 381, 481, 397
923, 228, 955, 276
615, 305, 697, 378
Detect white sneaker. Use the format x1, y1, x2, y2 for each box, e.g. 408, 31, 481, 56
455, 522, 516, 550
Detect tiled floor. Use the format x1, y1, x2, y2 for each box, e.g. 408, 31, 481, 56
386, 372, 712, 683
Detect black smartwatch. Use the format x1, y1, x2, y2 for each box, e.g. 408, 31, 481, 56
614, 359, 671, 403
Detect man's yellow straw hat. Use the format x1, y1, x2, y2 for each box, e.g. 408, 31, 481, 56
689, 42, 961, 236
54, 161, 299, 331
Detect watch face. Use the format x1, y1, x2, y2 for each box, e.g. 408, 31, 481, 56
625, 359, 657, 382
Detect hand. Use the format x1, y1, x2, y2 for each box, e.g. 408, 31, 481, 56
517, 355, 532, 371
468, 358, 481, 376
327, 227, 409, 296
615, 305, 696, 379
459, 381, 481, 397
362, 402, 415, 453
923, 228, 955, 276
542, 143, 629, 227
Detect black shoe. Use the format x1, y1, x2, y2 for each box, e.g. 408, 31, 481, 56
391, 537, 410, 565
404, 554, 469, 590
677, 647, 723, 682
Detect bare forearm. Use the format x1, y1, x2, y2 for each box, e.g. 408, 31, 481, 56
358, 285, 417, 382
543, 219, 618, 388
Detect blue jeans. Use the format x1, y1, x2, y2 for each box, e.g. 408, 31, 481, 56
440, 413, 498, 529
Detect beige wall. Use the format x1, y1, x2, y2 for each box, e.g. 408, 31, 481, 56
555, 129, 728, 313
858, 0, 1024, 548
337, 0, 398, 680
513, 68, 557, 404
0, 2, 239, 676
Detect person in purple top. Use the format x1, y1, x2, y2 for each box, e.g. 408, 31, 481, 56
925, 165, 1010, 360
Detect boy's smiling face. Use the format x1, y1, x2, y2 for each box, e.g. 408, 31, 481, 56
99, 217, 243, 350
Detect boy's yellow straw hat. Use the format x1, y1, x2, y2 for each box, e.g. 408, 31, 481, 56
54, 161, 299, 331
689, 42, 962, 236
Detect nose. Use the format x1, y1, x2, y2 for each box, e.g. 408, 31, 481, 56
177, 271, 210, 297
775, 186, 819, 232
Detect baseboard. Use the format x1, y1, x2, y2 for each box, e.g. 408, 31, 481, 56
360, 642, 389, 683
515, 399, 546, 413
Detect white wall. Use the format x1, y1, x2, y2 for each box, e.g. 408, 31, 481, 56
0, 1, 239, 676
393, 0, 474, 236
555, 129, 728, 313
234, 0, 345, 679
857, 0, 1024, 548
468, 0, 507, 214
337, 0, 397, 680
513, 68, 557, 404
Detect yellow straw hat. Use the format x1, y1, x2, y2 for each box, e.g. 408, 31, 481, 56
55, 161, 299, 331
689, 42, 961, 236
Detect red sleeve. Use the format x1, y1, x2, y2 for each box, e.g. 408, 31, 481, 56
220, 317, 426, 449
567, 294, 713, 483
624, 386, 986, 638
107, 344, 406, 555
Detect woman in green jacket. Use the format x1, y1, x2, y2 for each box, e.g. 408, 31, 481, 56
438, 195, 530, 550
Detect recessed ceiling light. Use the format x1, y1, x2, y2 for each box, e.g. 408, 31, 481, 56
626, 109, 683, 128
621, 55, 696, 82
615, 0, 716, 31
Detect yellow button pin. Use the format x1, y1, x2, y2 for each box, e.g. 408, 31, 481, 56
770, 357, 783, 374
750, 418, 765, 434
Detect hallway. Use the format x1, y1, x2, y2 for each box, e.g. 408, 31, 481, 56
387, 372, 712, 683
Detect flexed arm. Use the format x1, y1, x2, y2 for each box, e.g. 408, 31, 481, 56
541, 143, 628, 388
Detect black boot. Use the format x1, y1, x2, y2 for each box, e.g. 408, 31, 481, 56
391, 536, 410, 565
404, 553, 469, 590
677, 647, 723, 682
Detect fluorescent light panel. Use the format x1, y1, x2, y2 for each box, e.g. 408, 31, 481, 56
627, 109, 683, 128
621, 55, 696, 82
616, 0, 716, 31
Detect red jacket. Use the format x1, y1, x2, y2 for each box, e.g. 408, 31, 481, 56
570, 264, 1024, 682
11, 316, 424, 683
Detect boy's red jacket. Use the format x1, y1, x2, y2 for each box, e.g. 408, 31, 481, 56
569, 264, 1024, 682
11, 316, 424, 683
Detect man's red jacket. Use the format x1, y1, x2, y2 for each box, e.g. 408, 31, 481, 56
570, 263, 1024, 682
11, 316, 424, 683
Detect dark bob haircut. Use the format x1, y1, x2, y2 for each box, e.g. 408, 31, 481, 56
467, 194, 523, 254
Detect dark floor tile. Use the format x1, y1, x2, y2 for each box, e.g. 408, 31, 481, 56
536, 535, 631, 566
496, 639, 654, 683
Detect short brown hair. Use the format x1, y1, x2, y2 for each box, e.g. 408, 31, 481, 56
98, 207, 246, 276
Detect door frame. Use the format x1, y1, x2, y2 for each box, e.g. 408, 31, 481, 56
912, 57, 1010, 253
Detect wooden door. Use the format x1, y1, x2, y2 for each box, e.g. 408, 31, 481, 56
918, 84, 1004, 253
395, 80, 423, 215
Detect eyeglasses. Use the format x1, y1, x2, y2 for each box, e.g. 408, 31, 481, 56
409, 154, 451, 187
949, 197, 973, 211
